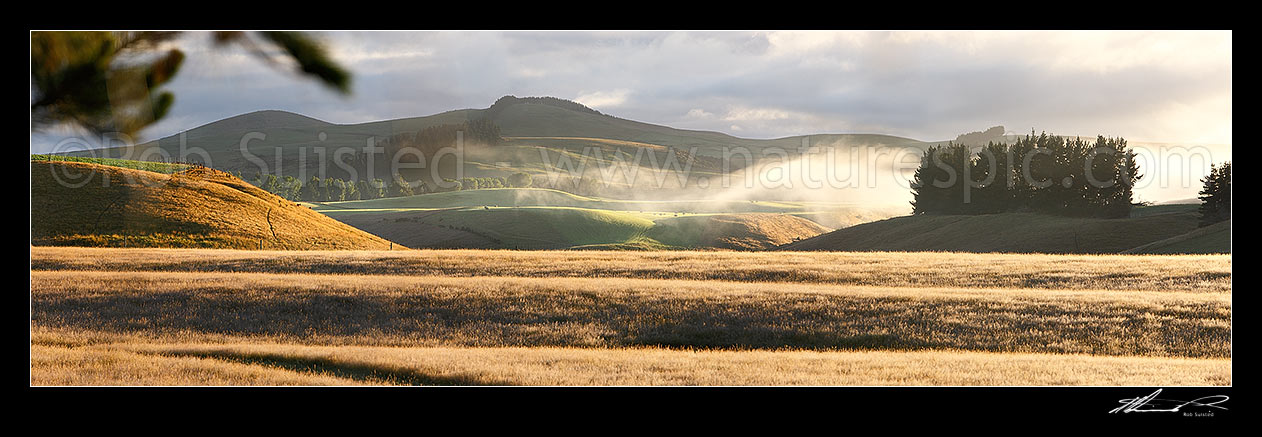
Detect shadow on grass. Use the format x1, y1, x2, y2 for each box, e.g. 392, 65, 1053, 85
149, 349, 512, 386
626, 331, 945, 352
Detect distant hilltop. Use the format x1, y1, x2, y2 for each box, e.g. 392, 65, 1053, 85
484, 95, 604, 119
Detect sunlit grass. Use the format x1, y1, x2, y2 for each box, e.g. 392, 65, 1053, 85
30, 247, 1230, 386
31, 329, 1230, 386
31, 247, 1232, 292
31, 269, 1229, 357
30, 161, 398, 250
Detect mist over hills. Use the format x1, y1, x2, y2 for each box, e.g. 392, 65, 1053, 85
36, 96, 1228, 253
54, 94, 1219, 209
59, 96, 933, 191
119, 95, 928, 156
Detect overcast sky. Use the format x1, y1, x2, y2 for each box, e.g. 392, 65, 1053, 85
31, 30, 1231, 154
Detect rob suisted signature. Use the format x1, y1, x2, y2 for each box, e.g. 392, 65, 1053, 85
1109, 389, 1229, 414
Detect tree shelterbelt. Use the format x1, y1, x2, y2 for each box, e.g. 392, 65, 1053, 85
911, 132, 1140, 218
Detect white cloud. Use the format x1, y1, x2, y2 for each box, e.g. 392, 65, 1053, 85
574, 89, 631, 109
37, 30, 1228, 150
685, 108, 714, 119
765, 31, 861, 56
721, 106, 793, 122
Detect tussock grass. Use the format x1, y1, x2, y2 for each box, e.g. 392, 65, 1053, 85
31, 270, 1230, 357
30, 342, 364, 386
31, 330, 1230, 386
31, 247, 1232, 292
30, 248, 1230, 385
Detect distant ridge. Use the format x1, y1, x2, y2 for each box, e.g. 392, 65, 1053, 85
68, 94, 927, 155
59, 95, 930, 188
188, 109, 333, 131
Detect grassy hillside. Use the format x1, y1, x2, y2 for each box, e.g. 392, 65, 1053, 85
317, 204, 829, 250
780, 206, 1202, 254
1123, 220, 1231, 254
647, 214, 831, 250
31, 160, 398, 250
400, 206, 656, 250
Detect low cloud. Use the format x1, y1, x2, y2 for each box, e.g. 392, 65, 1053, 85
685, 108, 715, 119
721, 106, 793, 122
31, 30, 1232, 154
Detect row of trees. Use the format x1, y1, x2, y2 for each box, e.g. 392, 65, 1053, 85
953, 126, 1006, 147
443, 173, 534, 191
911, 133, 1140, 218
548, 175, 606, 197
439, 173, 608, 197
246, 170, 546, 202
248, 173, 418, 202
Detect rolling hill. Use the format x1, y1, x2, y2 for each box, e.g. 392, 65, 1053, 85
317, 203, 831, 251
778, 205, 1208, 254
60, 96, 933, 187
31, 159, 399, 250
645, 213, 831, 250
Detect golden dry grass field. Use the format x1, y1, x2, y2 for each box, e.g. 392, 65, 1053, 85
29, 247, 1231, 386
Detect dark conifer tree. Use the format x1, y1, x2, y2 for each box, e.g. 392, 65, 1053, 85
911, 145, 946, 214
302, 176, 321, 201
972, 142, 1013, 214
1198, 161, 1231, 226
391, 175, 414, 197
938, 143, 973, 214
